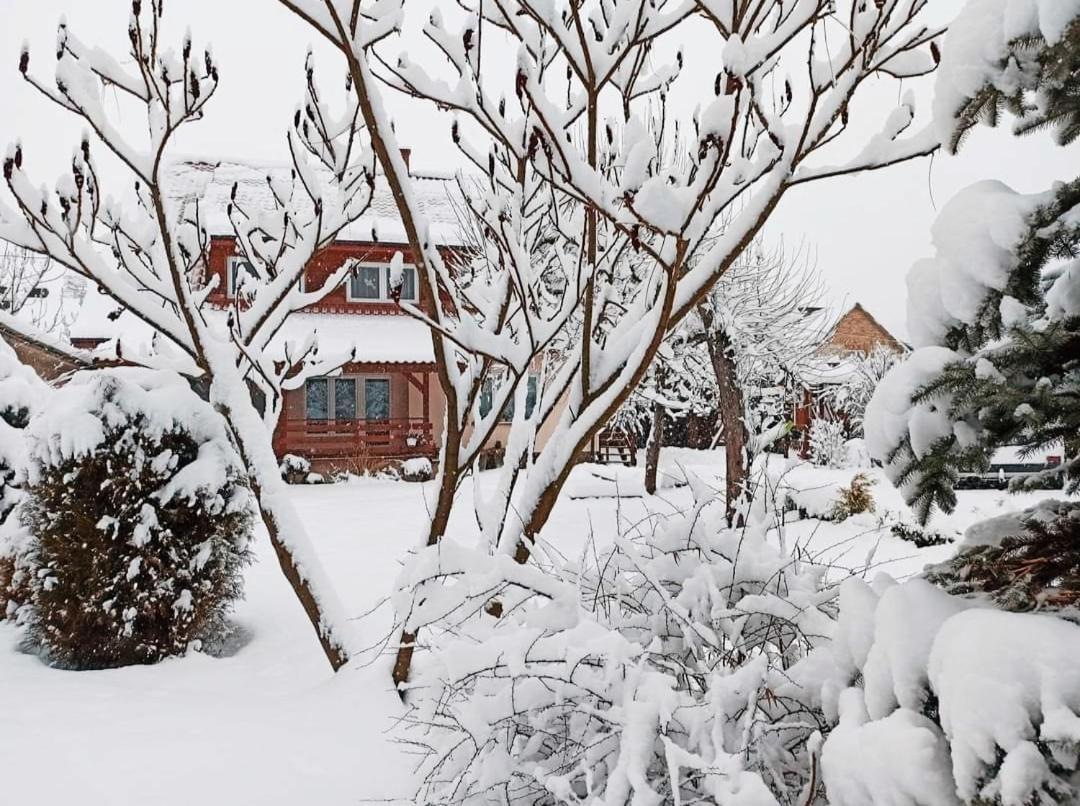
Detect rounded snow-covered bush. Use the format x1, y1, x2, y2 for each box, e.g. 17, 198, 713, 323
20, 369, 253, 669
401, 456, 434, 482
279, 453, 313, 484
0, 338, 50, 525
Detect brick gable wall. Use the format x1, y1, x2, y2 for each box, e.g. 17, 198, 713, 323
824, 304, 903, 354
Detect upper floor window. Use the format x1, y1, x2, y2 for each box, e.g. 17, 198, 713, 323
346, 263, 418, 303
227, 257, 258, 298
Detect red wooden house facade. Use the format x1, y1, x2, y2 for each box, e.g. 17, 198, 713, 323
69, 159, 461, 472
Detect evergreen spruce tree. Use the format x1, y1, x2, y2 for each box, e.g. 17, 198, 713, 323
869, 11, 1080, 610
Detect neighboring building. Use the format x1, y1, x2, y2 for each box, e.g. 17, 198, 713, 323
794, 302, 906, 449
817, 302, 904, 356
0, 310, 91, 382
69, 157, 463, 473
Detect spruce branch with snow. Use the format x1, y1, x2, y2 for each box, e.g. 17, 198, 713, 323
925, 500, 1080, 614
940, 4, 1080, 152
866, 0, 1080, 526
0, 1, 378, 670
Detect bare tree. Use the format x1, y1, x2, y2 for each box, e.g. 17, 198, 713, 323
0, 3, 381, 670
278, 0, 944, 685
698, 243, 832, 521
0, 242, 72, 334
630, 241, 831, 517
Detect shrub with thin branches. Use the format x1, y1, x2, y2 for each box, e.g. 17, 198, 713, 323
399, 477, 838, 805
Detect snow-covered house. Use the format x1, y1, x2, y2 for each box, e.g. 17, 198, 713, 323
69, 157, 463, 472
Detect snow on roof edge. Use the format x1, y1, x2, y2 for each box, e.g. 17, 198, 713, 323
0, 309, 93, 366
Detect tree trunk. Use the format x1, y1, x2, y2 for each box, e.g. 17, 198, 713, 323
709, 335, 746, 525
392, 425, 462, 691
211, 365, 352, 672
705, 325, 747, 526
644, 399, 664, 494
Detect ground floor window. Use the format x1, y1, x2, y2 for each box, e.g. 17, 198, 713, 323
364, 378, 391, 419
480, 374, 538, 421
306, 378, 330, 420
335, 378, 357, 420
306, 376, 392, 420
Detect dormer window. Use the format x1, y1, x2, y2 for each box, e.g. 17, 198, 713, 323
227, 257, 258, 298
345, 263, 419, 303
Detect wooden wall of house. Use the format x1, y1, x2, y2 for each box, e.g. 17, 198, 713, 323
277, 365, 445, 430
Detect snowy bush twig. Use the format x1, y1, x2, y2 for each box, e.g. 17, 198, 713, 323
399, 474, 840, 805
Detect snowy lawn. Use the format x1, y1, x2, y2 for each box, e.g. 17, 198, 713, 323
2, 449, 1071, 805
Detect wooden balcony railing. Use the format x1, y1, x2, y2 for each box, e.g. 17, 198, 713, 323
277, 417, 436, 460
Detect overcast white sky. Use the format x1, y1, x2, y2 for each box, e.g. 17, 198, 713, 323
2, 0, 1077, 340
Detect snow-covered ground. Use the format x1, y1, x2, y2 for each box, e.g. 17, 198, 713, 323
1, 449, 1070, 805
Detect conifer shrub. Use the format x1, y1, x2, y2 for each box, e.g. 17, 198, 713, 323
0, 534, 33, 622
20, 370, 253, 669
832, 472, 876, 520
925, 500, 1080, 615
0, 338, 50, 622
889, 521, 953, 548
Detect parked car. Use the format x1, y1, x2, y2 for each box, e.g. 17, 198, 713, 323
955, 446, 1064, 490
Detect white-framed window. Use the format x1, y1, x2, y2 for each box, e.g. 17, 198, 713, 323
394, 265, 418, 302
345, 263, 419, 303
347, 264, 382, 301
226, 257, 258, 298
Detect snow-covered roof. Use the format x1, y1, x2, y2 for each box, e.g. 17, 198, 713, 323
163, 160, 466, 246
69, 287, 435, 366
272, 312, 435, 365
0, 309, 92, 367
803, 355, 860, 386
